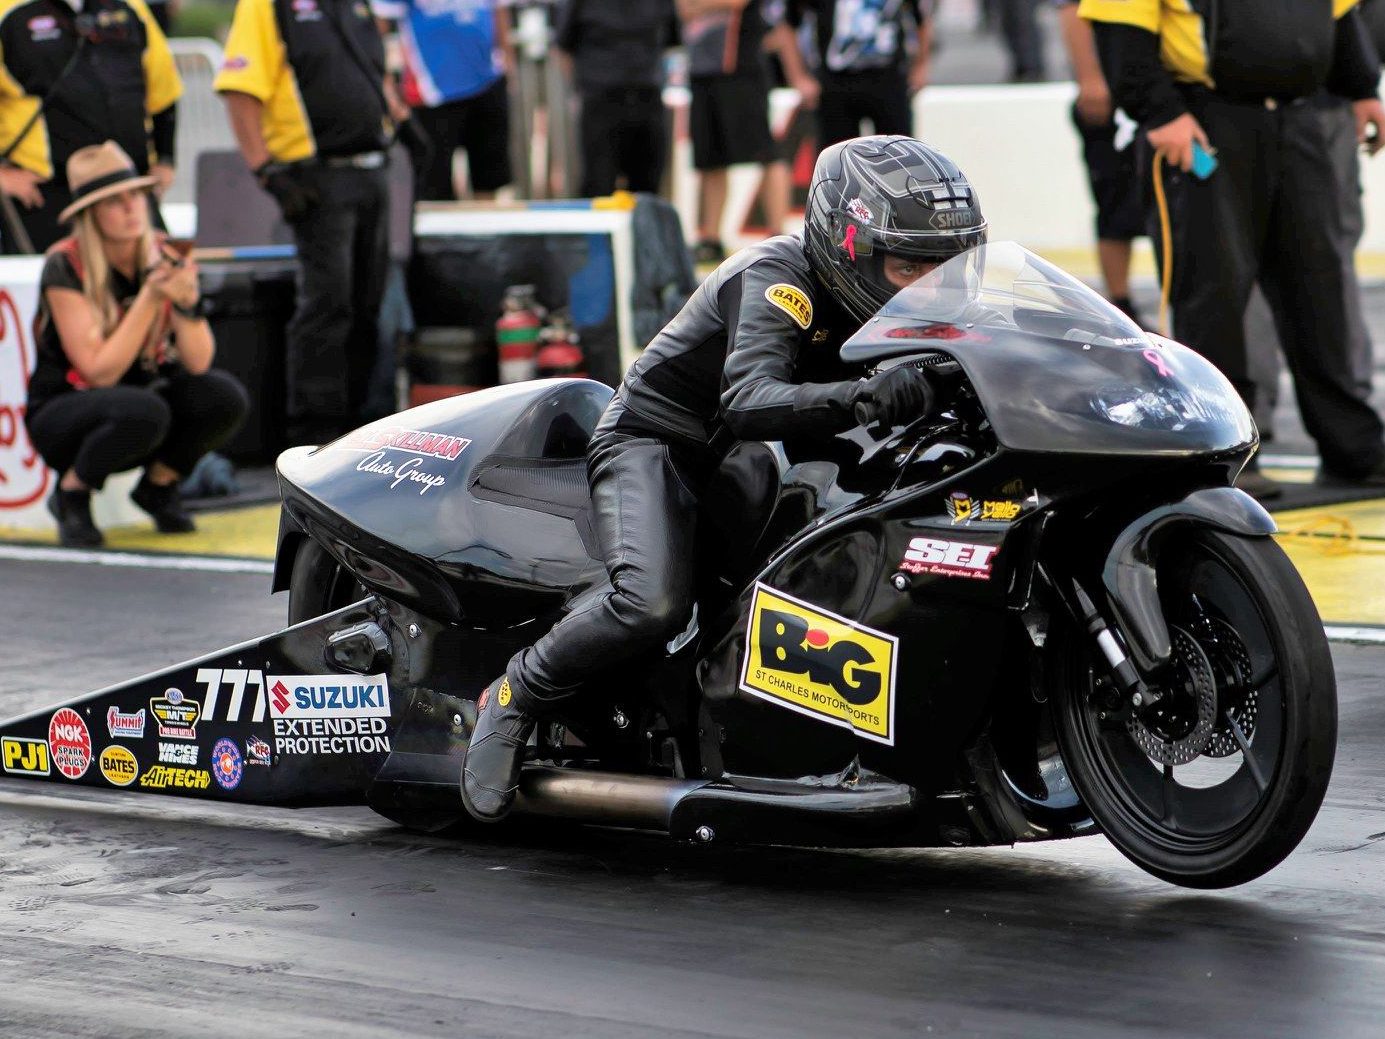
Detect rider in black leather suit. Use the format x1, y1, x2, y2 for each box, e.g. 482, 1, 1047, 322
461, 135, 990, 822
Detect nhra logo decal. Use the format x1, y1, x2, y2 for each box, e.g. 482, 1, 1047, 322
211, 738, 244, 791
267, 674, 391, 720
48, 707, 92, 780
158, 742, 197, 765
899, 537, 999, 580
945, 492, 1021, 524
139, 765, 211, 791
99, 745, 138, 787
106, 706, 146, 739
739, 584, 897, 745
1, 736, 50, 776
150, 688, 200, 741
764, 284, 813, 330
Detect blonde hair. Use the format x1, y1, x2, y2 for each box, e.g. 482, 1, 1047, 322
71, 202, 163, 354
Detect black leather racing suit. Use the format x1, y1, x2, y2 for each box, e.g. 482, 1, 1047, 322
507, 234, 871, 705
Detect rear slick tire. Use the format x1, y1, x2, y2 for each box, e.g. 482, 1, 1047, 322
286, 539, 368, 625
1052, 530, 1337, 889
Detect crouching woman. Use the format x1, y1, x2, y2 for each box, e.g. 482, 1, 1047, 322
24, 142, 248, 547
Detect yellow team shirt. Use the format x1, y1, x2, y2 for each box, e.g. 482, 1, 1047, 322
214, 0, 315, 163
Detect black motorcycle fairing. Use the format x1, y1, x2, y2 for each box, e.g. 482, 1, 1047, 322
840, 243, 1257, 458
1101, 486, 1278, 673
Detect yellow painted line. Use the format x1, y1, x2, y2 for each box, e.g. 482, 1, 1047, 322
1274, 499, 1385, 626
1275, 499, 1385, 540
0, 503, 279, 561
1262, 466, 1314, 485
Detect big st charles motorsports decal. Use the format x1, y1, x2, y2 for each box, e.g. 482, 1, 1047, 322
267, 674, 393, 756
739, 584, 898, 745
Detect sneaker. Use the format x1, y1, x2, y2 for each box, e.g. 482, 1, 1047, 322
1235, 466, 1284, 502
1316, 458, 1385, 489
460, 675, 536, 823
47, 487, 103, 548
691, 239, 726, 266
130, 476, 196, 533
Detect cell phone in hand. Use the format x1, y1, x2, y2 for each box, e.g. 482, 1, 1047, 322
1190, 141, 1219, 180
161, 238, 195, 265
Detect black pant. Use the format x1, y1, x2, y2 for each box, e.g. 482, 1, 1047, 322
284, 164, 389, 438
26, 369, 248, 489
412, 79, 513, 200
508, 431, 708, 704
578, 87, 666, 197
1156, 92, 1385, 477
817, 71, 912, 147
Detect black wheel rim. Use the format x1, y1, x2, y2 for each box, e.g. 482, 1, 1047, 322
1073, 538, 1286, 850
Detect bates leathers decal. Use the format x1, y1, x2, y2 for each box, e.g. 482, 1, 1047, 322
765, 283, 813, 329
2, 736, 50, 776
899, 537, 999, 580
150, 688, 200, 740
739, 584, 897, 745
99, 745, 138, 787
49, 707, 92, 779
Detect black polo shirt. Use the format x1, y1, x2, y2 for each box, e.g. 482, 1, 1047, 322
555, 0, 679, 93
0, 0, 180, 179
215, 0, 388, 162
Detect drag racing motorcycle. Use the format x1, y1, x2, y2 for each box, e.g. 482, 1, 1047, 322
0, 243, 1336, 889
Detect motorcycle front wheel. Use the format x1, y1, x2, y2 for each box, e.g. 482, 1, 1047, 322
1052, 529, 1337, 888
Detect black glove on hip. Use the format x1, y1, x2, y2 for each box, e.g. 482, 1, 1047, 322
256, 161, 319, 223
861, 365, 936, 427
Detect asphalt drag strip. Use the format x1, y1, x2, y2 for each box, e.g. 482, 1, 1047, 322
2, 548, 1384, 1039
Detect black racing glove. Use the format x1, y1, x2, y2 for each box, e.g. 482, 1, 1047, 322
858, 365, 936, 427
255, 161, 319, 222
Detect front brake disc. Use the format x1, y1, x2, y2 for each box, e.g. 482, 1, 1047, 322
1127, 626, 1217, 765
1199, 617, 1259, 758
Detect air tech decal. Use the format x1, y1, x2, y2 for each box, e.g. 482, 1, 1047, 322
765, 284, 813, 330
99, 746, 138, 787
139, 766, 211, 791
2, 737, 49, 776
739, 584, 897, 745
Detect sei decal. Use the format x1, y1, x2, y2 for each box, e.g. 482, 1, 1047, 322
739, 584, 897, 744
899, 537, 999, 580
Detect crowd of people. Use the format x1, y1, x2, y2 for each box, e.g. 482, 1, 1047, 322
2, 0, 1385, 548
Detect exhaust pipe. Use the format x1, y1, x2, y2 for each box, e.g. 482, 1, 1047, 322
514, 766, 707, 831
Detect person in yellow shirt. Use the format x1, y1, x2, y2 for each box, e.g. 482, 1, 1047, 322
215, 0, 395, 445
0, 0, 181, 252
1080, 0, 1385, 499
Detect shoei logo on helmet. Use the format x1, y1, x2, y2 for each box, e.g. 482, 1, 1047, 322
765, 284, 813, 329
739, 583, 898, 745
930, 209, 974, 230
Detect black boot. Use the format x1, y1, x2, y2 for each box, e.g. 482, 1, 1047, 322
131, 476, 196, 533
460, 675, 536, 823
47, 487, 103, 548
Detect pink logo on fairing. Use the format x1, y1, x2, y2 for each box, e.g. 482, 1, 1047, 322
0, 290, 50, 510
1143, 348, 1172, 378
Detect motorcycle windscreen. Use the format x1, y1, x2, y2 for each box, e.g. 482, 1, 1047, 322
840, 242, 1257, 456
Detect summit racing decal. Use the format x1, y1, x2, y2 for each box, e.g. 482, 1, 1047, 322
149, 688, 200, 741
899, 537, 999, 580
49, 707, 92, 779
945, 491, 1021, 524
107, 706, 146, 739
739, 584, 897, 745
267, 674, 391, 720
2, 737, 49, 776
336, 425, 470, 461
765, 284, 813, 330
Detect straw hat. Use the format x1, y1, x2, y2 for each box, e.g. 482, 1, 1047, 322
58, 141, 159, 223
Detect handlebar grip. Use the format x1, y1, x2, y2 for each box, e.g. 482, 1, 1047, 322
854, 399, 880, 427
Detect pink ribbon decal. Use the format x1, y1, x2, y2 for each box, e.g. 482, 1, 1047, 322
841, 224, 857, 262
1143, 348, 1171, 378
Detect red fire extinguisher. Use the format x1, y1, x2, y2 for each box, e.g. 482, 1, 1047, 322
536, 312, 586, 379
496, 285, 543, 384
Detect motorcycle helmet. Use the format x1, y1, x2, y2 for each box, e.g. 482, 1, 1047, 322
804, 135, 988, 325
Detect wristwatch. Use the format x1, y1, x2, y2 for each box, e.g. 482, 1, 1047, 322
173, 298, 208, 320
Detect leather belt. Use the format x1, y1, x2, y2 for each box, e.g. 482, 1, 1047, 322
321, 151, 387, 169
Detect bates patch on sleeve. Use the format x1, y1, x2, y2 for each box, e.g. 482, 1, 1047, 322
765, 283, 813, 329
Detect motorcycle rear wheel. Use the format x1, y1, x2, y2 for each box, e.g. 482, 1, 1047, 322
1052, 529, 1336, 888
286, 539, 369, 625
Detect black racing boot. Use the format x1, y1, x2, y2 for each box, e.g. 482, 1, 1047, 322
460, 675, 536, 823
47, 487, 103, 548
131, 476, 196, 533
